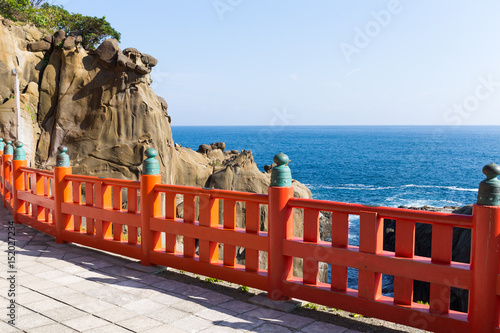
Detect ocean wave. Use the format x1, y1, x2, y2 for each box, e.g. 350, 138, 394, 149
402, 184, 477, 192
311, 183, 478, 192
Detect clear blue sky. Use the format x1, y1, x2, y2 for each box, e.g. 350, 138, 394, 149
59, 0, 500, 126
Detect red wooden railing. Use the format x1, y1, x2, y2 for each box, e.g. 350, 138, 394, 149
1, 143, 499, 332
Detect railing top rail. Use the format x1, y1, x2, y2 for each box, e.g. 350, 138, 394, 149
65, 174, 141, 189
19, 166, 54, 178
289, 197, 473, 227
154, 184, 269, 204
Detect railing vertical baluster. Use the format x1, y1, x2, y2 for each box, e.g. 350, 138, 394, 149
469, 163, 500, 331
358, 211, 383, 300
394, 219, 415, 305
165, 192, 177, 253
85, 182, 95, 235
303, 209, 320, 285
268, 153, 294, 300
183, 194, 196, 257
199, 194, 219, 263
331, 212, 349, 291
73, 181, 82, 231
44, 176, 51, 223
223, 199, 236, 266
140, 148, 161, 266
112, 186, 122, 241
127, 188, 138, 244
245, 202, 260, 271
429, 224, 453, 314
95, 181, 112, 240
54, 146, 72, 243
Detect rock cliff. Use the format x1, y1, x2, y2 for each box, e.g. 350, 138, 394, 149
0, 19, 314, 276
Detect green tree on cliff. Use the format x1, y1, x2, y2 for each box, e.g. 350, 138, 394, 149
0, 0, 120, 49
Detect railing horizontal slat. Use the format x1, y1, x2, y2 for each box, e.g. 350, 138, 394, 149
282, 279, 469, 333
150, 251, 268, 291
288, 197, 473, 227
61, 202, 141, 227
17, 191, 54, 210
154, 184, 268, 204
283, 239, 471, 289
150, 217, 268, 251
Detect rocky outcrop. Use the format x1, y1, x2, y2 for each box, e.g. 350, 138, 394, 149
0, 18, 315, 278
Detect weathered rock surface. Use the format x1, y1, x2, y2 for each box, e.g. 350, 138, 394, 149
1, 18, 315, 279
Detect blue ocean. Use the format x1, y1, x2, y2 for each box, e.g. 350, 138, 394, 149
172, 126, 500, 290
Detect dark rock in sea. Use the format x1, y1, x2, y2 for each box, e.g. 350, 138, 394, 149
197, 144, 212, 154
263, 164, 273, 173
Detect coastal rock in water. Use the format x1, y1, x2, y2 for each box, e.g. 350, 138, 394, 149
197, 144, 212, 154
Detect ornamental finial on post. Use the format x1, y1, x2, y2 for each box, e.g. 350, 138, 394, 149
0, 139, 4, 152
143, 148, 159, 175
270, 152, 292, 187
56, 146, 70, 167
13, 142, 25, 160
477, 163, 500, 206
4, 141, 13, 155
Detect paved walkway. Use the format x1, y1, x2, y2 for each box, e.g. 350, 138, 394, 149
0, 208, 419, 333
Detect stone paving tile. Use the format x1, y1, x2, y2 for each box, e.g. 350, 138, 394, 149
301, 321, 349, 333
84, 286, 143, 306
80, 259, 116, 270
194, 290, 233, 305
38, 305, 88, 322
62, 315, 110, 331
195, 307, 237, 322
176, 284, 212, 298
136, 273, 167, 286
29, 323, 77, 333
147, 307, 190, 324
275, 313, 315, 329
254, 323, 294, 333
142, 324, 186, 333
20, 263, 54, 274
119, 315, 164, 331
150, 291, 186, 306
39, 286, 77, 300
171, 314, 212, 333
212, 313, 265, 331
97, 265, 149, 280
35, 269, 68, 280
170, 299, 212, 314
24, 298, 66, 313
95, 307, 139, 323
122, 298, 166, 314
0, 321, 23, 332
17, 290, 50, 304
52, 274, 87, 285
217, 300, 258, 314
65, 279, 104, 292
74, 299, 117, 314
83, 324, 132, 333
244, 307, 286, 321
124, 261, 163, 273
14, 312, 56, 330
21, 278, 60, 290
151, 279, 189, 292
200, 326, 246, 333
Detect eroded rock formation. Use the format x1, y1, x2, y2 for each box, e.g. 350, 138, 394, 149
0, 18, 315, 278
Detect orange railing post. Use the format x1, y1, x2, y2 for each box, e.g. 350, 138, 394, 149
12, 142, 27, 223
3, 141, 13, 208
140, 148, 161, 266
469, 163, 500, 331
0, 138, 5, 203
54, 146, 72, 243
268, 153, 294, 301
